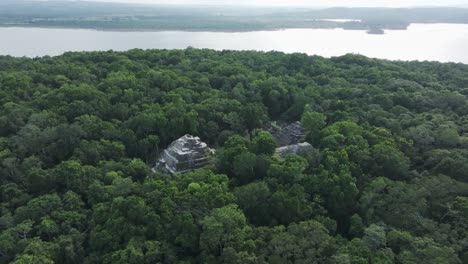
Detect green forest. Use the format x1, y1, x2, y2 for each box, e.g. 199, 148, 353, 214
1, 49, 468, 263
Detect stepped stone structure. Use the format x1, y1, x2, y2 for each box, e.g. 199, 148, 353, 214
275, 142, 313, 157
264, 121, 306, 147
154, 135, 214, 174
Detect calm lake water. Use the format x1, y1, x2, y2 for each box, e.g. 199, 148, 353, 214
1, 23, 468, 63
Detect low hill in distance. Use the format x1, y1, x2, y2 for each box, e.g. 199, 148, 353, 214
1, 1, 468, 32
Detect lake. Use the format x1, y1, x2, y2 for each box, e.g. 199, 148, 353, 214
1, 23, 468, 63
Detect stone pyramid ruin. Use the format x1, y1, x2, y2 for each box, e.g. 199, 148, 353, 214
154, 134, 214, 174
263, 121, 306, 147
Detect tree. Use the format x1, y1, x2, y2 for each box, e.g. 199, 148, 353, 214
387, 229, 414, 254
109, 239, 144, 264
251, 131, 276, 156
13, 238, 59, 264
38, 217, 59, 241
359, 177, 428, 231
73, 139, 125, 165
127, 159, 149, 181
267, 155, 308, 185
301, 111, 327, 145
52, 160, 90, 194
261, 220, 338, 264
232, 152, 257, 185
349, 214, 365, 238
268, 185, 313, 225
136, 135, 160, 163
362, 224, 386, 251
241, 103, 267, 133
217, 135, 250, 175
234, 182, 272, 226
436, 127, 460, 147
200, 205, 252, 259
14, 194, 62, 223
371, 142, 410, 180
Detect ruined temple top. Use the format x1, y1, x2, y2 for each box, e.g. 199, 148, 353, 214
263, 121, 306, 147
153, 135, 214, 174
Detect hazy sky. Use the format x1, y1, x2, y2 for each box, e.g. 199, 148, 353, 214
87, 0, 468, 7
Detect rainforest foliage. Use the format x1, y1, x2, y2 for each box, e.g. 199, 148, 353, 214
1, 49, 468, 263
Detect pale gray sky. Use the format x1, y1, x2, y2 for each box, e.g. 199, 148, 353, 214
86, 0, 468, 7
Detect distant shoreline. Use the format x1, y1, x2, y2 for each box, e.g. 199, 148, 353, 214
0, 24, 403, 34
1, 22, 467, 34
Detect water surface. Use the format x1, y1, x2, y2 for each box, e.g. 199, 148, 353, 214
1, 24, 467, 63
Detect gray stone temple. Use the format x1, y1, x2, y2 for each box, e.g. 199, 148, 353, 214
263, 121, 314, 158
153, 134, 215, 174
264, 121, 306, 147
275, 142, 313, 157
